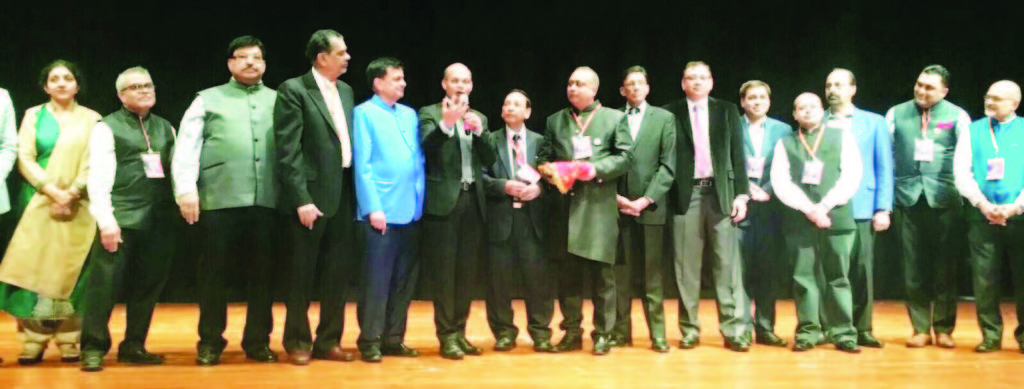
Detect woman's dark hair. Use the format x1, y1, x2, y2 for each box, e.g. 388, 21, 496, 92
39, 59, 85, 97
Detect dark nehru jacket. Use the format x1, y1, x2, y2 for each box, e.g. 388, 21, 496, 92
100, 107, 175, 229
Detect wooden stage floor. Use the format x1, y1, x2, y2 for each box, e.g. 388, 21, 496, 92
0, 300, 1021, 388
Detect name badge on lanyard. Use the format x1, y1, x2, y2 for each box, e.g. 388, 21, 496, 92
914, 139, 934, 162
142, 152, 164, 178
571, 104, 601, 160
747, 157, 765, 179
802, 159, 823, 185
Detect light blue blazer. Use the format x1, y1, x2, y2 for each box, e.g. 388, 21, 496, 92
847, 107, 894, 220
0, 89, 19, 215
352, 95, 425, 225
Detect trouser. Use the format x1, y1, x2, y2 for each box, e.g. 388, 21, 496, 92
196, 206, 275, 352
739, 203, 787, 337
791, 226, 857, 344
282, 198, 358, 353
423, 189, 484, 343
80, 225, 173, 354
611, 218, 666, 342
898, 200, 960, 336
357, 222, 419, 349
672, 187, 747, 338
821, 221, 876, 334
557, 254, 616, 338
967, 220, 1024, 343
20, 318, 80, 347
486, 208, 553, 342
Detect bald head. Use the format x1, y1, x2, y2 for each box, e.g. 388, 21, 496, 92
567, 66, 600, 110
985, 80, 1021, 121
442, 62, 473, 100
793, 93, 825, 130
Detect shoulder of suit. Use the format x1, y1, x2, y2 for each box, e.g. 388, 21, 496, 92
765, 117, 793, 131
855, 108, 885, 121
419, 103, 442, 115
710, 97, 738, 109
646, 105, 673, 118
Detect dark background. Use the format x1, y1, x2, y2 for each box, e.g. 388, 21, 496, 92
0, 1, 1018, 301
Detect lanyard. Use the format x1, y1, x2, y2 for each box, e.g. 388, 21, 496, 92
572, 103, 602, 136
989, 118, 1000, 156
920, 109, 931, 138
138, 116, 153, 153
798, 125, 826, 160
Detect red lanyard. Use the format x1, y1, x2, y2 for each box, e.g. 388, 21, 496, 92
572, 103, 602, 136
798, 125, 826, 160
138, 116, 153, 153
920, 109, 930, 138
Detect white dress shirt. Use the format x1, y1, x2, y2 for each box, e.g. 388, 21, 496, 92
626, 101, 647, 140
172, 95, 207, 198
745, 115, 766, 158
312, 67, 352, 167
770, 127, 863, 213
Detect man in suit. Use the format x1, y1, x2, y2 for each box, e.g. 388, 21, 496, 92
886, 65, 971, 348
954, 80, 1024, 354
418, 63, 496, 360
823, 69, 894, 348
172, 35, 279, 366
737, 80, 792, 347
482, 90, 553, 353
540, 66, 634, 356
353, 57, 425, 362
772, 93, 863, 353
662, 61, 751, 352
274, 29, 358, 365
610, 66, 676, 353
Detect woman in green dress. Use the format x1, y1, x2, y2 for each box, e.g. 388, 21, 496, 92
0, 60, 100, 365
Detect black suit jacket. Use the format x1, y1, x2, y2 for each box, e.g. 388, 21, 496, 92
273, 71, 355, 217
481, 128, 546, 242
662, 97, 749, 215
419, 103, 497, 219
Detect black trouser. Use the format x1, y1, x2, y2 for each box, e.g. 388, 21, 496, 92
611, 219, 666, 342
81, 225, 173, 354
485, 207, 553, 342
897, 200, 960, 336
357, 222, 419, 349
282, 198, 358, 353
423, 189, 484, 342
196, 206, 276, 352
967, 219, 1024, 343
557, 253, 617, 338
739, 202, 786, 337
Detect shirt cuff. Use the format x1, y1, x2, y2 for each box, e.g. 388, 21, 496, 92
95, 213, 118, 230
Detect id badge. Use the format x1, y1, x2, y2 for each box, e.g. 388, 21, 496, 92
914, 139, 934, 162
747, 157, 765, 179
987, 158, 1005, 180
801, 160, 823, 185
573, 136, 593, 160
516, 165, 542, 185
141, 152, 164, 178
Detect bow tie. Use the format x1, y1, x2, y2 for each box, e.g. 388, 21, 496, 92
627, 107, 641, 115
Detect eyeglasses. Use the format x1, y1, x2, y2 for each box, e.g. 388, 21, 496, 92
231, 55, 265, 62
121, 83, 155, 92
684, 75, 712, 81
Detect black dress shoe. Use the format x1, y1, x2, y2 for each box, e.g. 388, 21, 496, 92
455, 336, 483, 356
651, 338, 670, 353
118, 349, 165, 365
678, 333, 700, 349
835, 340, 862, 354
381, 343, 420, 357
360, 344, 383, 363
975, 339, 1002, 353
553, 333, 583, 353
81, 351, 104, 372
792, 340, 815, 352
608, 334, 631, 348
857, 332, 884, 348
724, 336, 751, 352
755, 332, 788, 347
592, 335, 612, 356
196, 346, 222, 366
440, 339, 465, 360
533, 339, 554, 353
244, 346, 278, 363
493, 336, 517, 352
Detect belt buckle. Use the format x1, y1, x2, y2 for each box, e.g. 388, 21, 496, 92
461, 181, 472, 191
695, 178, 712, 188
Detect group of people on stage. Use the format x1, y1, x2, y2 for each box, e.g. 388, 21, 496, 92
0, 29, 1022, 372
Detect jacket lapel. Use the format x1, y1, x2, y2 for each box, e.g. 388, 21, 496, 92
496, 129, 512, 178
303, 72, 337, 133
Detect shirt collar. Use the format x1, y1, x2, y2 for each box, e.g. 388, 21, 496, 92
370, 94, 397, 111
229, 77, 263, 91
627, 101, 647, 113
686, 97, 708, 110
573, 100, 601, 115
996, 114, 1018, 125
744, 114, 767, 128
506, 124, 526, 136
311, 67, 336, 89
828, 105, 855, 119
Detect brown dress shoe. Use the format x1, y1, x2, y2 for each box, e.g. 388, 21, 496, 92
906, 333, 932, 348
935, 333, 955, 349
312, 346, 356, 362
289, 350, 312, 366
